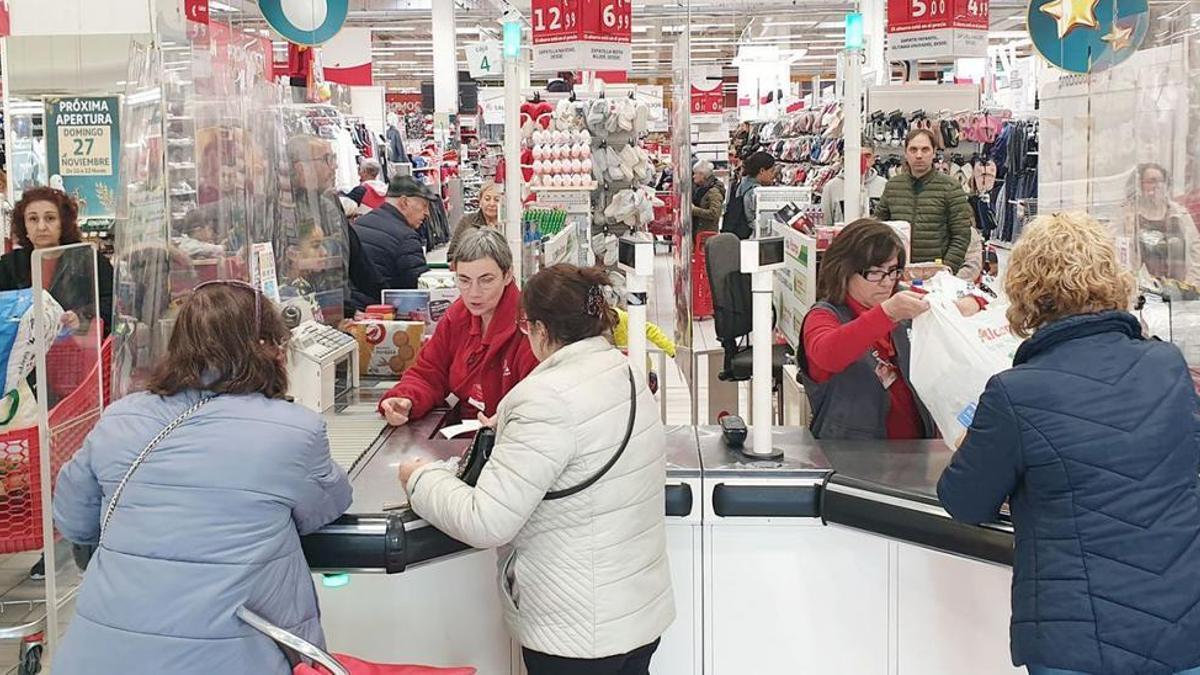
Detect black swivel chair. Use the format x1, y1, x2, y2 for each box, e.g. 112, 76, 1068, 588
704, 233, 790, 387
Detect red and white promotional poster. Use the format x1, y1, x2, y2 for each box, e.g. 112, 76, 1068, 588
531, 0, 631, 73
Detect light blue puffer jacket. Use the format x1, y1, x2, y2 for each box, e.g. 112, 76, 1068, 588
53, 389, 352, 675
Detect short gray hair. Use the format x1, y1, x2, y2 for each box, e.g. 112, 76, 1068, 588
693, 160, 714, 176
359, 159, 381, 177
455, 226, 513, 273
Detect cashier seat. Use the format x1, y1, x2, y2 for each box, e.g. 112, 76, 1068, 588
705, 233, 789, 383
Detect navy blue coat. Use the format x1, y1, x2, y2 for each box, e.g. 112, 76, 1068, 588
352, 202, 429, 296
938, 311, 1200, 674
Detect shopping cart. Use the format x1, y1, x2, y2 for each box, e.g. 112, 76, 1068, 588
0, 335, 113, 674
237, 607, 477, 675
648, 192, 678, 252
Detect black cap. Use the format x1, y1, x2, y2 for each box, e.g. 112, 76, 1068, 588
387, 175, 439, 201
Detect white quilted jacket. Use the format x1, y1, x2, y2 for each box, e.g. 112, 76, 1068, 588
407, 336, 675, 658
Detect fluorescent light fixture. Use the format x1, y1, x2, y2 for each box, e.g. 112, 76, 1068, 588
370, 26, 417, 32
817, 21, 846, 28
209, 1, 238, 12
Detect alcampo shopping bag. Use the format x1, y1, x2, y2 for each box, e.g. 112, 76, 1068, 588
909, 294, 1023, 449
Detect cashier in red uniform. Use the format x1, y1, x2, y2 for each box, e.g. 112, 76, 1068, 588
797, 219, 982, 440
379, 227, 539, 426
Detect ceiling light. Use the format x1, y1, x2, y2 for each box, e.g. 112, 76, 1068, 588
817, 21, 846, 28
209, 1, 238, 12
370, 27, 417, 32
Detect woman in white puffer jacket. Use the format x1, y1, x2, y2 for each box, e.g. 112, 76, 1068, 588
399, 264, 674, 675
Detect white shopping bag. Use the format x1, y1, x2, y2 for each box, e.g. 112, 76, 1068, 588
909, 293, 1023, 449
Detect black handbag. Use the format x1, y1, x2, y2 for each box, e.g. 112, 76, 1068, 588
455, 367, 637, 500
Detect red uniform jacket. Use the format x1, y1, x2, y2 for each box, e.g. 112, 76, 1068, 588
379, 282, 539, 421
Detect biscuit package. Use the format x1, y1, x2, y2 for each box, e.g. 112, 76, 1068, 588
346, 320, 425, 377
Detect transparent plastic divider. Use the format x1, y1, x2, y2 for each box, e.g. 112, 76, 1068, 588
30, 243, 104, 655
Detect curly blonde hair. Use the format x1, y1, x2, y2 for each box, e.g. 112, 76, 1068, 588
1005, 212, 1135, 338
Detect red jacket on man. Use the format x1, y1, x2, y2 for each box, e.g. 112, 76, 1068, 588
379, 282, 539, 421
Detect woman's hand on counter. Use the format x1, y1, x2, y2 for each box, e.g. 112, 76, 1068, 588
882, 291, 931, 322
381, 397, 414, 426
399, 458, 430, 493
477, 412, 497, 429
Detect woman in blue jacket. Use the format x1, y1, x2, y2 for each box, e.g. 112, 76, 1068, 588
53, 281, 353, 674
938, 212, 1200, 675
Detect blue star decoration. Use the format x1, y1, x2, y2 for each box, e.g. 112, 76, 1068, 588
1027, 0, 1150, 73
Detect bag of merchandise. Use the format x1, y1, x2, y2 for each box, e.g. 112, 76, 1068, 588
909, 292, 1022, 449
0, 289, 65, 433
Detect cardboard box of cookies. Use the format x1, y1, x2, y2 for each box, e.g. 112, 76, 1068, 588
346, 320, 425, 377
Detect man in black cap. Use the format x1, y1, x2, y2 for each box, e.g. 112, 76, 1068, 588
352, 175, 435, 292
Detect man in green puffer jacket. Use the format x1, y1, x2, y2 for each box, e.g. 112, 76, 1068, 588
874, 129, 974, 271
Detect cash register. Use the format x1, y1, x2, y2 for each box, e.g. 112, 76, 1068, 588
287, 321, 360, 412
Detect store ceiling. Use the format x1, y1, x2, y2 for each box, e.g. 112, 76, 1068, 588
219, 0, 1191, 87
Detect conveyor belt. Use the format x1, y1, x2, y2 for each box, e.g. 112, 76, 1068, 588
324, 402, 388, 473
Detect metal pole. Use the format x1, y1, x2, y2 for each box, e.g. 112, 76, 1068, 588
843, 46, 864, 223
750, 270, 775, 457
503, 34, 523, 282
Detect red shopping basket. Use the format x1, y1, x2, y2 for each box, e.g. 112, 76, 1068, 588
239, 607, 476, 675
692, 231, 717, 319
0, 336, 112, 554
648, 192, 677, 239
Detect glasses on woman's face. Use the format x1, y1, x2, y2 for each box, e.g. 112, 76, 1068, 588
860, 266, 904, 283
456, 273, 502, 293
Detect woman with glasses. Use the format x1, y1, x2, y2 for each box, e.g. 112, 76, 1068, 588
51, 281, 352, 674
798, 218, 980, 440
447, 181, 503, 265
379, 227, 538, 427
1125, 162, 1200, 288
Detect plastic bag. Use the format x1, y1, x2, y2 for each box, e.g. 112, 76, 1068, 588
0, 288, 65, 394
909, 294, 1022, 449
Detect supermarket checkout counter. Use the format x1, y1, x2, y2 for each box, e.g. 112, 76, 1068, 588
301, 401, 702, 575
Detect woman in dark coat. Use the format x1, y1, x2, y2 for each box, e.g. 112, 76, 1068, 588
939, 212, 1200, 675
0, 187, 113, 335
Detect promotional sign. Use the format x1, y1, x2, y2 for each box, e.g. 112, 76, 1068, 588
690, 80, 723, 116
185, 0, 209, 25
466, 41, 504, 80
259, 0, 348, 46
1027, 0, 1149, 73
44, 97, 120, 222
886, 0, 989, 60
386, 92, 423, 116
322, 26, 372, 86
531, 0, 632, 73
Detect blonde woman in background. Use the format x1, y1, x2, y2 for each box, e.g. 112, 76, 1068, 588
448, 181, 503, 263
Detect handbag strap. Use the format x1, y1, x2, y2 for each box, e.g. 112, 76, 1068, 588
544, 367, 637, 502
98, 395, 215, 545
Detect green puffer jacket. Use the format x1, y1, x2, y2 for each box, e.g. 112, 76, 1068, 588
873, 171, 974, 271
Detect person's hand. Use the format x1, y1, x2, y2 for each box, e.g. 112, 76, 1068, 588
398, 458, 430, 492
380, 397, 413, 426
955, 296, 983, 318
881, 291, 931, 322
477, 412, 497, 429
60, 311, 80, 331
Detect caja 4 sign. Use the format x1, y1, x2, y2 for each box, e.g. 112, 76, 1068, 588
259, 0, 349, 46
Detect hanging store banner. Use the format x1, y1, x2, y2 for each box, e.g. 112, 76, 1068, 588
259, 0, 348, 46
690, 79, 723, 117
531, 0, 632, 73
1026, 0, 1149, 74
886, 0, 989, 60
185, 0, 209, 25
466, 40, 504, 80
44, 96, 121, 221
322, 26, 373, 86
0, 0, 8, 37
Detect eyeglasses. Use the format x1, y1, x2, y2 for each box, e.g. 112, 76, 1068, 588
860, 266, 904, 283
455, 273, 503, 292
